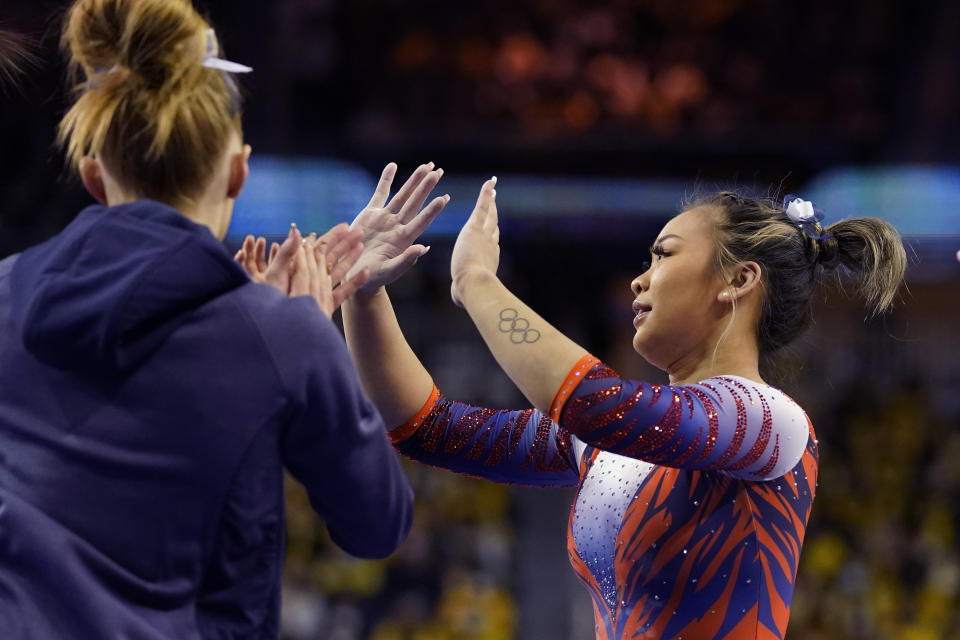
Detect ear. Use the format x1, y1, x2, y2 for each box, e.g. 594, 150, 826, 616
227, 144, 251, 199
718, 261, 762, 302
79, 156, 108, 204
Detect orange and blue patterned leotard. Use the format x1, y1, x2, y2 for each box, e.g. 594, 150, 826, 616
390, 355, 818, 640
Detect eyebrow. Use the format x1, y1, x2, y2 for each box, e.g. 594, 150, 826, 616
654, 234, 683, 244
649, 234, 684, 252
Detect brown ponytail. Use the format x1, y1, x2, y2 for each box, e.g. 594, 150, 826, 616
58, 0, 242, 207
820, 217, 907, 317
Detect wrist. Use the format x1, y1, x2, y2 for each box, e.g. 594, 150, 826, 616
452, 267, 497, 304
347, 285, 388, 307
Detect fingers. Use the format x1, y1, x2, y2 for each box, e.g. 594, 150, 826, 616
269, 242, 279, 263
396, 167, 443, 224
365, 163, 398, 210
381, 244, 430, 280
402, 194, 449, 242
273, 224, 302, 270
289, 243, 310, 297
319, 224, 362, 273
240, 235, 260, 277
303, 235, 322, 305
264, 225, 302, 292
317, 222, 352, 254
472, 176, 497, 228
331, 268, 370, 312
327, 240, 364, 284
483, 185, 499, 233
254, 237, 267, 274
386, 162, 434, 214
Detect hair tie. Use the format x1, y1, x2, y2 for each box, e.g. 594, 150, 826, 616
783, 194, 831, 241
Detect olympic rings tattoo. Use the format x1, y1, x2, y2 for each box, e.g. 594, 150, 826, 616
498, 308, 541, 344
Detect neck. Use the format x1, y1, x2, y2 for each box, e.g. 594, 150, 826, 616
104, 183, 228, 239
666, 326, 763, 386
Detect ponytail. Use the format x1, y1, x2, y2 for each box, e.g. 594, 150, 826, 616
820, 217, 907, 317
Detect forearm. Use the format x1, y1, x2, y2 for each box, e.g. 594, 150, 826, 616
342, 287, 434, 427
457, 270, 588, 413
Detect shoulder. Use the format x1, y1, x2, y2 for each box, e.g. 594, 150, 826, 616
224, 283, 350, 385
697, 375, 814, 479
231, 283, 339, 343
0, 253, 18, 279
695, 376, 810, 422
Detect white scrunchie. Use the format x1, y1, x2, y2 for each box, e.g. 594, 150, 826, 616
784, 197, 816, 224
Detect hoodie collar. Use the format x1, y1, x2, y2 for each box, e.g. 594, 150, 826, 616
10, 200, 249, 372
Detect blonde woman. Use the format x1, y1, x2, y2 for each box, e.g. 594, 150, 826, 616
0, 2, 413, 638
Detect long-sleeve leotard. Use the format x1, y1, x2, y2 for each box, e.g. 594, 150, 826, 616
389, 386, 580, 487
391, 355, 810, 484
392, 355, 818, 639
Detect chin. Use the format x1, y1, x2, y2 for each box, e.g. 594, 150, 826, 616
631, 332, 654, 363
632, 329, 669, 372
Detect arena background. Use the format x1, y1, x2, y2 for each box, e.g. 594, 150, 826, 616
2, 1, 959, 638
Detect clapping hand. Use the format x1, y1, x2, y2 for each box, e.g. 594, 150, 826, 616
235, 223, 370, 318
235, 225, 302, 292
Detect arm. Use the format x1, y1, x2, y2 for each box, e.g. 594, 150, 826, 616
340, 167, 577, 485
391, 387, 579, 487
449, 178, 587, 412
339, 161, 448, 425
456, 269, 587, 413
450, 181, 809, 480
343, 286, 579, 487
278, 298, 414, 558
342, 287, 434, 427
549, 357, 810, 480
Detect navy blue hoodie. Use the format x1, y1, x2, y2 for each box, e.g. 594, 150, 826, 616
0, 200, 413, 639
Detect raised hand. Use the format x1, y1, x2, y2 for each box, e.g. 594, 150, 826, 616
347, 162, 449, 292
450, 177, 499, 307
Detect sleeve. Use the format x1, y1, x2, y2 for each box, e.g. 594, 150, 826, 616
275, 298, 414, 559
549, 355, 811, 481
389, 386, 580, 488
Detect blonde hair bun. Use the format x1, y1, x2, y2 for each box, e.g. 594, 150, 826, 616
59, 0, 242, 206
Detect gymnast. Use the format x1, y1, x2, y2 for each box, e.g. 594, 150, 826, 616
330, 169, 907, 639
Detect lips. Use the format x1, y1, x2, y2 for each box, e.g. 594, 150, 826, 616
632, 300, 652, 327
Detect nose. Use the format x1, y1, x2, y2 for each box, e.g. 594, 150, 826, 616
631, 272, 648, 296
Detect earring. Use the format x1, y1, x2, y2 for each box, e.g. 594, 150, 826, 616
721, 291, 730, 299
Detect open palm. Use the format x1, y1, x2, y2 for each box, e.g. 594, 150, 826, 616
348, 162, 448, 291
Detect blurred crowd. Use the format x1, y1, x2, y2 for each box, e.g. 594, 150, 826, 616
258, 0, 960, 163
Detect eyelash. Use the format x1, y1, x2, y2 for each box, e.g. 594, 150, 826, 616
642, 245, 669, 270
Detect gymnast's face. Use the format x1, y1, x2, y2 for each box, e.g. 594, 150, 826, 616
629, 206, 728, 370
